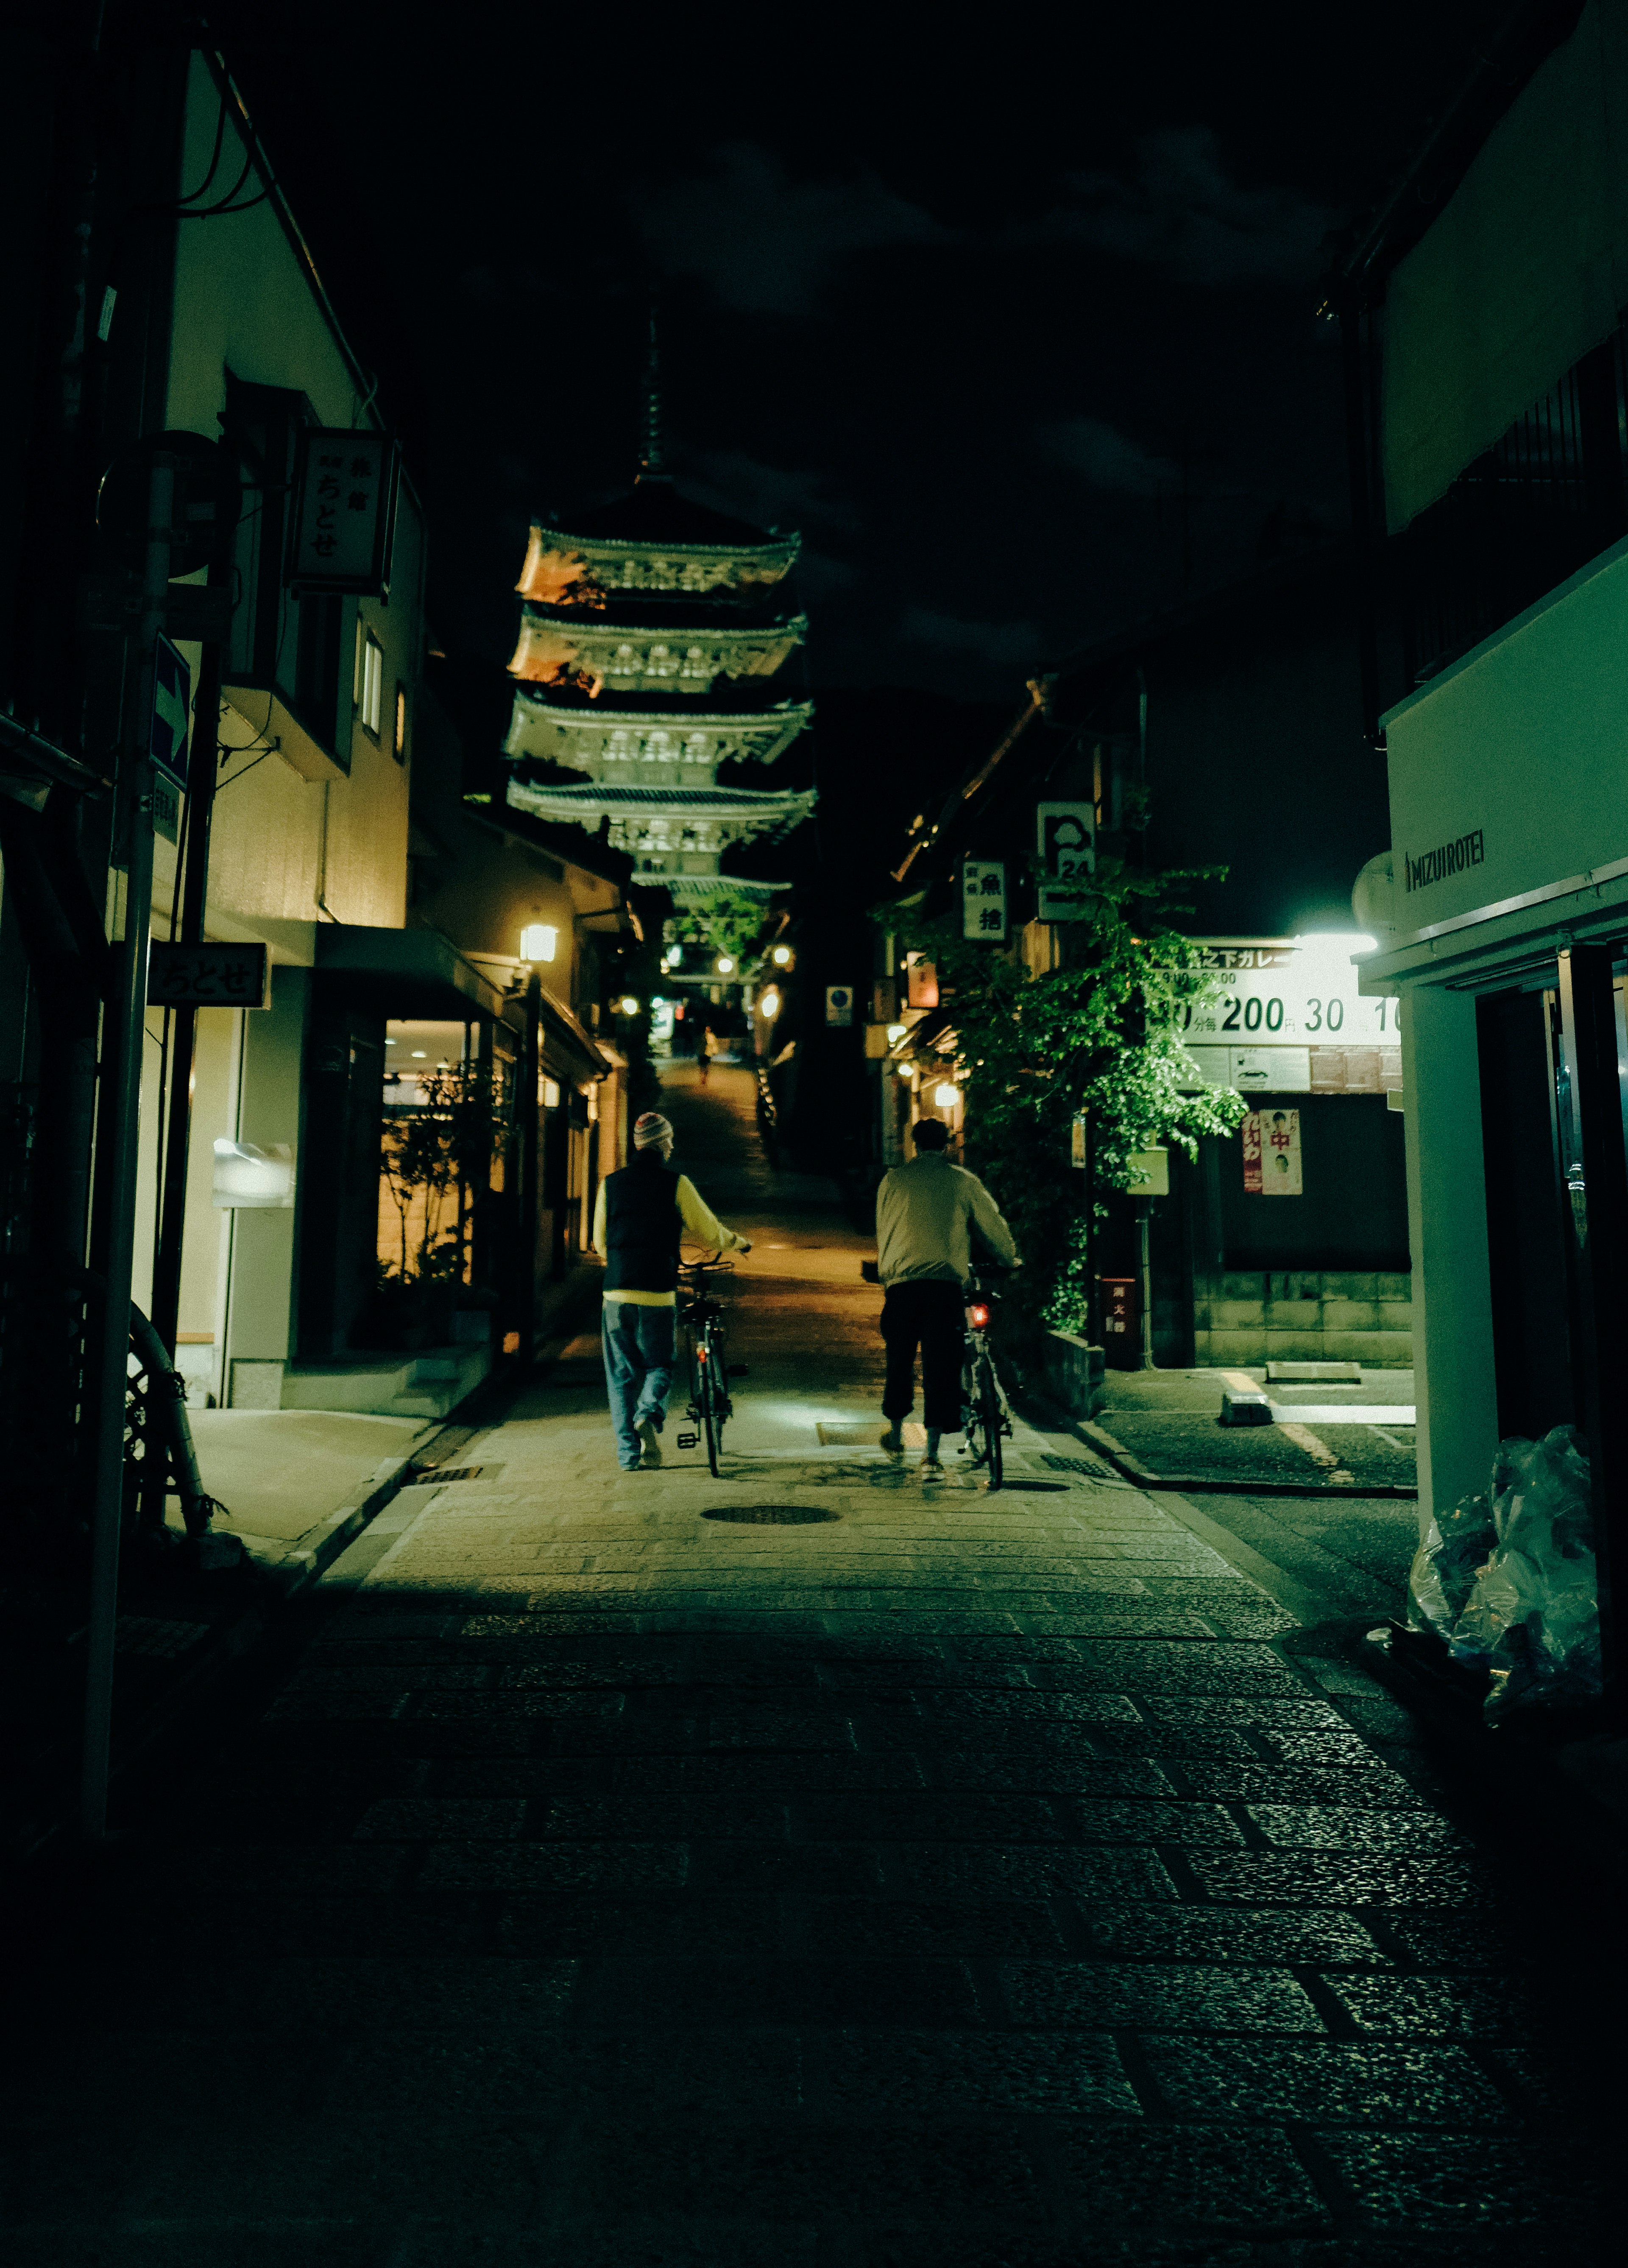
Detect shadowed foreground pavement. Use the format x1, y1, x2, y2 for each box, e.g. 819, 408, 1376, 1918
4, 1064, 1617, 2264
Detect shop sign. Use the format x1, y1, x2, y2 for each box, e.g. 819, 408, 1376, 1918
148, 940, 270, 1009
962, 858, 1008, 940
1174, 938, 1400, 1096
290, 429, 401, 593
1243, 1108, 1301, 1196
1070, 1113, 1087, 1169
1035, 802, 1095, 921
905, 954, 938, 1007
825, 985, 854, 1027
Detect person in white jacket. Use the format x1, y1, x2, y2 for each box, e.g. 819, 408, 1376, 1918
873, 1118, 1018, 1475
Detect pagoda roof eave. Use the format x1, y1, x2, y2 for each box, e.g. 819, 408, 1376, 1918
508, 692, 815, 733
517, 605, 810, 638
532, 522, 801, 566
506, 781, 817, 821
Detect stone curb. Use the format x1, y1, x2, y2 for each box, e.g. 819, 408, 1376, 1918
248, 1446, 428, 1598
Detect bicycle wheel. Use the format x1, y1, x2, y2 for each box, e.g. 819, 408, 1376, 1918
698, 1337, 722, 1476
977, 1355, 1004, 1491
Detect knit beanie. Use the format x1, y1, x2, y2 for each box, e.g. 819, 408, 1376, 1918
633, 1111, 673, 1151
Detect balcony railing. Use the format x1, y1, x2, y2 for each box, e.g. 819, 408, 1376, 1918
1399, 327, 1628, 686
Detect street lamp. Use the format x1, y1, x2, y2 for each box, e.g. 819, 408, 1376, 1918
520, 923, 557, 963
771, 944, 792, 966
617, 995, 641, 1016
934, 1082, 960, 1110
716, 954, 736, 975
761, 988, 781, 1019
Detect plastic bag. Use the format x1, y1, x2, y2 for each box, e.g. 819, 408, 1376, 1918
1448, 1426, 1599, 1721
1406, 1490, 1495, 1640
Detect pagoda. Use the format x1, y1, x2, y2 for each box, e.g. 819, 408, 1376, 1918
501, 342, 814, 904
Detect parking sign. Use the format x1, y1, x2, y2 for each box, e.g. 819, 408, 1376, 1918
1036, 801, 1095, 921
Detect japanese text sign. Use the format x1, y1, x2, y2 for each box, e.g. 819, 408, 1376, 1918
962, 859, 1008, 941
148, 941, 270, 1010
290, 429, 400, 594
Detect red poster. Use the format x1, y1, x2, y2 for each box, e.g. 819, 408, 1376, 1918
1241, 1112, 1263, 1194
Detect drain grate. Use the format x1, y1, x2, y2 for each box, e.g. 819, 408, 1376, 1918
415, 1464, 499, 1485
1042, 1453, 1107, 1477
114, 1617, 209, 1659
702, 1504, 841, 1525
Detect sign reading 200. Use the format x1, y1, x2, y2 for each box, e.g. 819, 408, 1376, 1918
1174, 996, 1399, 1036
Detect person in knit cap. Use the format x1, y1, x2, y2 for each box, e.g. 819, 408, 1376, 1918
591, 1109, 751, 1470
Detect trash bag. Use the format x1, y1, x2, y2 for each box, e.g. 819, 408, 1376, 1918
1449, 1426, 1599, 1721
1406, 1490, 1495, 1640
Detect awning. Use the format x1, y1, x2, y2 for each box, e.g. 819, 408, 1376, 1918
313, 923, 512, 1022
537, 983, 613, 1084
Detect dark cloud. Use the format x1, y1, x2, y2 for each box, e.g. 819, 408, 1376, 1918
686, 449, 861, 536
897, 607, 1044, 684
1058, 128, 1336, 286
631, 145, 946, 316
1040, 416, 1180, 497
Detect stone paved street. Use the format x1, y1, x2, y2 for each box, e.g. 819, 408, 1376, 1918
5, 1066, 1617, 2264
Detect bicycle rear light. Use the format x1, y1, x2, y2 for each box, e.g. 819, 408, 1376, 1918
968, 1303, 990, 1328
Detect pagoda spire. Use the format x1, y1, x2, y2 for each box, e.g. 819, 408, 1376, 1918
638, 305, 670, 485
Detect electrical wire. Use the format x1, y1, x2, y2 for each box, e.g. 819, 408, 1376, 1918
213, 749, 270, 792
174, 148, 258, 219
157, 90, 229, 209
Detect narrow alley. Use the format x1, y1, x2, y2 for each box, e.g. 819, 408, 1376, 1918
6, 1067, 1615, 2264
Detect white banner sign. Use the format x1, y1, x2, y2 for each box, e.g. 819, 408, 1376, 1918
1173, 938, 1400, 1096
962, 859, 1008, 940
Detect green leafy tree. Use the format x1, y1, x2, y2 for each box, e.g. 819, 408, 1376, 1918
379, 1064, 505, 1288
664, 885, 772, 967
882, 854, 1245, 1353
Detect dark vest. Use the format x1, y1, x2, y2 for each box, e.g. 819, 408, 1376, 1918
603, 1153, 683, 1293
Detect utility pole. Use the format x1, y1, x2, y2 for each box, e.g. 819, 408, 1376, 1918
148, 587, 226, 1359
520, 965, 543, 1364
81, 452, 172, 1843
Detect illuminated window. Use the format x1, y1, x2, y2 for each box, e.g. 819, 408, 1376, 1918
361, 630, 384, 736
393, 683, 407, 762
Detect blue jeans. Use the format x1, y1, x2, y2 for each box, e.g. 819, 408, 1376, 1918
602, 1300, 676, 1468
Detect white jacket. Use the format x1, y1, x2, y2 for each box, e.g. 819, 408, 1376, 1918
875, 1153, 1018, 1287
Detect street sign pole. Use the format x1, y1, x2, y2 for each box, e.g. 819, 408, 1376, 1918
81, 454, 173, 1842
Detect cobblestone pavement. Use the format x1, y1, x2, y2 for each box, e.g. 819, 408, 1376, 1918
5, 1067, 1615, 2264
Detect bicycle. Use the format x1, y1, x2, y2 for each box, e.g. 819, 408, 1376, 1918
675, 1255, 738, 1476
959, 1270, 1013, 1491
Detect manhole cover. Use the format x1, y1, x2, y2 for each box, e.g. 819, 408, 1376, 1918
702, 1504, 841, 1525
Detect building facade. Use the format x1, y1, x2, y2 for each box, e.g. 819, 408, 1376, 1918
0, 32, 635, 1551
1334, 0, 1628, 1673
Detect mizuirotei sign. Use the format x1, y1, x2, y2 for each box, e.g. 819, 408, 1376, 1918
1172, 937, 1401, 1097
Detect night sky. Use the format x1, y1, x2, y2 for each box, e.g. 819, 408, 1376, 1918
211, 2, 1506, 701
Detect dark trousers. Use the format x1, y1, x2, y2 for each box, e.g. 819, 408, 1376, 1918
881, 1280, 965, 1433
